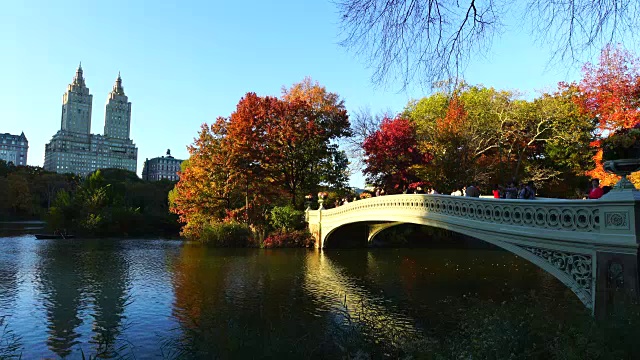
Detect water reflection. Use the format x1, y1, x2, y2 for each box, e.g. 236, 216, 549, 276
0, 236, 22, 355
35, 240, 132, 358
36, 240, 86, 357
304, 250, 421, 349
82, 241, 131, 356
0, 237, 20, 311
328, 247, 582, 328
170, 246, 322, 358
0, 234, 584, 358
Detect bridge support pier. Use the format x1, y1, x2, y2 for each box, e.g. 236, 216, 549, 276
593, 187, 640, 317
306, 205, 323, 249
595, 251, 639, 319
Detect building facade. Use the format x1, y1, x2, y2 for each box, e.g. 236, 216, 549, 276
142, 149, 183, 181
0, 132, 28, 166
44, 64, 138, 176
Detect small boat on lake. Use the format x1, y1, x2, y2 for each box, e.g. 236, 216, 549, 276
35, 234, 75, 240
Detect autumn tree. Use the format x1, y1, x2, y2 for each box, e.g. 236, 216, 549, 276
169, 125, 230, 237
405, 86, 507, 190
171, 79, 351, 239
337, 0, 640, 88
404, 84, 595, 194
280, 78, 352, 204
576, 45, 640, 185
282, 77, 351, 139
363, 116, 429, 192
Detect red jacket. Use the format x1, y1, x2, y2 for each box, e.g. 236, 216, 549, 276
589, 187, 604, 199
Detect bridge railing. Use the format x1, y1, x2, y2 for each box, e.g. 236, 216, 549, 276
307, 194, 639, 248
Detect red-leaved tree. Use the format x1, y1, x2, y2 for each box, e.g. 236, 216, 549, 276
363, 117, 430, 192
579, 44, 640, 185
170, 80, 351, 239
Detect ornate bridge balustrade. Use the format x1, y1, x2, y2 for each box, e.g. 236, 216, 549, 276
306, 193, 640, 317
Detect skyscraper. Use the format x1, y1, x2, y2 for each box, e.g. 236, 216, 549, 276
103, 72, 131, 139
44, 64, 138, 176
60, 63, 93, 134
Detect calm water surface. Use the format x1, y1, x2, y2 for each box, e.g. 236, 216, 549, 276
0, 232, 582, 359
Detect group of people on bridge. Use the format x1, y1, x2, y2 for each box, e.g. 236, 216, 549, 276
405, 180, 537, 200
324, 177, 614, 210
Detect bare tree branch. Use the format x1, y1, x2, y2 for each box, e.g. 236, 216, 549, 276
343, 106, 391, 171
527, 0, 639, 65
337, 0, 639, 89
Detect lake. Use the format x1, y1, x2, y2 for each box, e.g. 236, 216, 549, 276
0, 231, 582, 359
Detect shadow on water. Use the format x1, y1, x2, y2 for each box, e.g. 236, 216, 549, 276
0, 235, 20, 312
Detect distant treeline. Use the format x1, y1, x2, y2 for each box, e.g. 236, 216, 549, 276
0, 160, 180, 237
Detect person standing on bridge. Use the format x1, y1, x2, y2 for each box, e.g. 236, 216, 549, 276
525, 181, 536, 200
589, 178, 604, 199
492, 184, 503, 198
465, 182, 481, 197
518, 183, 534, 199
505, 181, 518, 199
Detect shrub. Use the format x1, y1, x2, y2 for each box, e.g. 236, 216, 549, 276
200, 222, 252, 247
269, 206, 305, 232
262, 229, 314, 248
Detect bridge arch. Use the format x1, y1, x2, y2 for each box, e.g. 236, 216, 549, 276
323, 218, 593, 308
307, 193, 640, 315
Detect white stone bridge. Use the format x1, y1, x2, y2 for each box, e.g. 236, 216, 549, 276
306, 190, 640, 316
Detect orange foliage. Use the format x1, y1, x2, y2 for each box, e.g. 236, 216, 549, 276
585, 148, 620, 186
171, 79, 350, 238
435, 95, 466, 136
578, 45, 640, 185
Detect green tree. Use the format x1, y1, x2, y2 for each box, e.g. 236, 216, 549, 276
0, 177, 9, 219
0, 159, 11, 177
48, 169, 179, 237
506, 87, 595, 184
269, 205, 305, 232
8, 173, 32, 217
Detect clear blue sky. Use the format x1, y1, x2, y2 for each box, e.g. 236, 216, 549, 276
1, 1, 637, 187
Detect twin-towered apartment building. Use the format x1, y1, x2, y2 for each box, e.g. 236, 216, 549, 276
43, 64, 138, 176
3, 64, 183, 181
